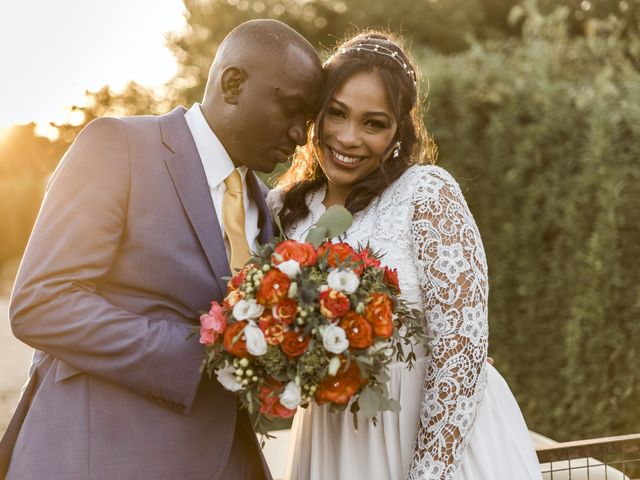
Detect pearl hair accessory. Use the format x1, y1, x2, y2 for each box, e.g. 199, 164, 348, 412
336, 42, 417, 86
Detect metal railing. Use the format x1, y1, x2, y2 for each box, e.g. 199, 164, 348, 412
537, 433, 640, 479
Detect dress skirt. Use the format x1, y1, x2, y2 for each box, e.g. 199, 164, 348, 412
284, 359, 542, 480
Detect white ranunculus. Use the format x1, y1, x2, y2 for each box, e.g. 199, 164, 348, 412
277, 259, 301, 279
327, 269, 360, 294
232, 299, 265, 320
215, 363, 244, 392
322, 324, 349, 354
244, 321, 267, 356
327, 356, 342, 376
279, 381, 302, 410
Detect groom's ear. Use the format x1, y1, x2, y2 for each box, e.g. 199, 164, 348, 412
220, 66, 247, 105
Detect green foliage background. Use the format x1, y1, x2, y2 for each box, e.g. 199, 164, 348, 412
1, 0, 638, 441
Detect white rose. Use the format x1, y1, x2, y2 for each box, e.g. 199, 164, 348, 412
327, 269, 360, 294
322, 324, 349, 354
215, 363, 244, 392
287, 282, 298, 298
244, 321, 267, 356
327, 356, 342, 376
279, 381, 302, 410
232, 299, 265, 320
277, 259, 301, 279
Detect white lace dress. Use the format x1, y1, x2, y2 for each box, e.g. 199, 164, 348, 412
267, 165, 541, 480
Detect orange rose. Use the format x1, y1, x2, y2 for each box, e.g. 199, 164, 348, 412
258, 379, 297, 419
383, 266, 400, 293
256, 269, 291, 306
319, 289, 350, 319
318, 242, 359, 270
365, 293, 394, 339
273, 240, 318, 267
258, 314, 286, 346
315, 360, 363, 405
340, 311, 373, 349
272, 299, 297, 325
223, 289, 245, 310
223, 320, 249, 357
281, 331, 311, 357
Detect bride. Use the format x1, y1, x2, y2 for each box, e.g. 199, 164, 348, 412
267, 32, 542, 480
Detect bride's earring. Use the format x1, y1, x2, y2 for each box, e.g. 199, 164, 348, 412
392, 141, 401, 159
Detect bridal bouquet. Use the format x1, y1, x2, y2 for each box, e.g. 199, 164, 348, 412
198, 207, 425, 434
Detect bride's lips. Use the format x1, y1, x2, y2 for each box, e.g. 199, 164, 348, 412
327, 147, 365, 170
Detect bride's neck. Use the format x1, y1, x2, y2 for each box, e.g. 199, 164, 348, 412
323, 182, 349, 208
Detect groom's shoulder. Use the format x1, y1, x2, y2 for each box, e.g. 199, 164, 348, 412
80, 107, 187, 139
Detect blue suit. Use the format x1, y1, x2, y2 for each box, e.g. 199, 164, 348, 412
1, 107, 273, 479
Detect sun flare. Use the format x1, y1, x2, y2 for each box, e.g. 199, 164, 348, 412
0, 126, 15, 144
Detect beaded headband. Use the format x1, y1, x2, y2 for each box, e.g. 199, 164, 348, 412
336, 42, 417, 86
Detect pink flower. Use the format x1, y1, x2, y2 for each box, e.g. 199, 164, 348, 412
199, 301, 228, 345
199, 326, 216, 346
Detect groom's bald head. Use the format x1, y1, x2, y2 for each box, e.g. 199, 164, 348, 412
200, 20, 322, 173
209, 19, 320, 74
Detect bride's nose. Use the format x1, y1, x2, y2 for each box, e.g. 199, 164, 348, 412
335, 121, 361, 148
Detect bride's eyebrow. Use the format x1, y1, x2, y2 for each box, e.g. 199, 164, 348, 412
331, 98, 391, 119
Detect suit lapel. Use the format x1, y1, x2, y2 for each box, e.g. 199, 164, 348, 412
160, 107, 231, 293
246, 171, 274, 245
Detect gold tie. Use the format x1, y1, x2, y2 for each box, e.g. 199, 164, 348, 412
223, 170, 252, 272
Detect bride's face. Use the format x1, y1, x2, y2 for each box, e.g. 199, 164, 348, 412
319, 71, 398, 191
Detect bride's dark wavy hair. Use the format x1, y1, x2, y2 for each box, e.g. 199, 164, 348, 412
276, 31, 437, 231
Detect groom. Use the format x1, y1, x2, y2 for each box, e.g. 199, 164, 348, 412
1, 20, 321, 479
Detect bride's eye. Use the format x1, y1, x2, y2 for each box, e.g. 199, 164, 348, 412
327, 107, 345, 118
365, 119, 388, 129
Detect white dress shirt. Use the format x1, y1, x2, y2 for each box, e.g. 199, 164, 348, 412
184, 103, 260, 261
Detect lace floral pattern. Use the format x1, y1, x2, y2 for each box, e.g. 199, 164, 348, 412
267, 165, 488, 480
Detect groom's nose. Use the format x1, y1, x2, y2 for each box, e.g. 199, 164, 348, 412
288, 116, 308, 146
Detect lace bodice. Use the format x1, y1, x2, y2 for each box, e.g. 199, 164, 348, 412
267, 165, 489, 480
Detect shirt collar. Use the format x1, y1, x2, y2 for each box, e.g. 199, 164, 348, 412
184, 103, 248, 188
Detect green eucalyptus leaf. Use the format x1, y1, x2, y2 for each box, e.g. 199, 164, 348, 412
385, 398, 402, 413
315, 205, 353, 238
358, 386, 381, 419
305, 226, 329, 247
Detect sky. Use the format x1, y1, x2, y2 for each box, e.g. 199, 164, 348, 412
0, 0, 186, 130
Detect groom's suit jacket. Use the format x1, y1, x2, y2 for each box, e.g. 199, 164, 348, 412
0, 107, 274, 479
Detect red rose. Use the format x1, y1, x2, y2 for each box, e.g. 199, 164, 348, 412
258, 380, 297, 419
315, 360, 363, 405
227, 263, 256, 291
365, 293, 394, 339
383, 266, 400, 292
340, 311, 373, 349
273, 240, 318, 267
258, 314, 287, 346
319, 289, 350, 319
272, 299, 297, 325
223, 320, 249, 357
256, 269, 291, 306
318, 242, 359, 269
359, 248, 381, 269
281, 330, 311, 357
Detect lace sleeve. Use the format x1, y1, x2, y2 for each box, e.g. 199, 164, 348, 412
406, 167, 489, 480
